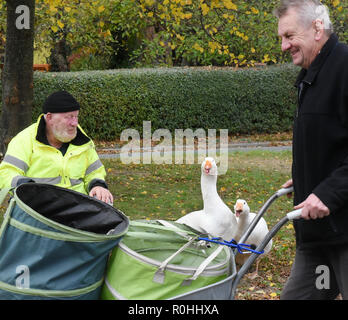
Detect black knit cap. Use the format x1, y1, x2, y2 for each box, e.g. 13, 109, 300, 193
42, 90, 80, 114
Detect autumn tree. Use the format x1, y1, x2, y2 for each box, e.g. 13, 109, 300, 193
130, 0, 346, 67
34, 0, 141, 71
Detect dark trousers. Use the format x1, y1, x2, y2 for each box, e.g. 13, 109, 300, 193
280, 243, 348, 300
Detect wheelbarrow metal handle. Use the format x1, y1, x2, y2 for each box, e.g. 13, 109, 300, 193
276, 186, 294, 197
286, 208, 302, 220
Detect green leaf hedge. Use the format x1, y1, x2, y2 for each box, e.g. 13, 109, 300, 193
2, 64, 299, 140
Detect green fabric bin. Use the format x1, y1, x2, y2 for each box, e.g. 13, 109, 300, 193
100, 220, 234, 300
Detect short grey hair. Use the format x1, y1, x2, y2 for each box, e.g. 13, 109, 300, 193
274, 0, 334, 35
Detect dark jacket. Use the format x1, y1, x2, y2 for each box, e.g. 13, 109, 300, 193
292, 34, 348, 248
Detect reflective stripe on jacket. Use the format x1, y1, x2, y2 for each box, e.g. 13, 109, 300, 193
0, 114, 106, 194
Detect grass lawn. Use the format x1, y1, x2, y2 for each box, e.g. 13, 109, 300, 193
0, 149, 296, 300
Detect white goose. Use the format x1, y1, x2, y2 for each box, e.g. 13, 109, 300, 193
234, 199, 272, 277
176, 157, 238, 241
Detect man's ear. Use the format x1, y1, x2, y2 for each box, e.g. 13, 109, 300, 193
313, 19, 324, 41
45, 113, 52, 121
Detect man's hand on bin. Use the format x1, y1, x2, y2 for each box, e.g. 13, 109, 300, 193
89, 186, 113, 205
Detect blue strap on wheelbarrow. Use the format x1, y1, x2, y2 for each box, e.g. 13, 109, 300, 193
198, 237, 264, 255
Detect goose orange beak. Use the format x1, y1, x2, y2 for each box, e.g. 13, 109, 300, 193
204, 160, 212, 174
235, 202, 243, 217
235, 210, 242, 217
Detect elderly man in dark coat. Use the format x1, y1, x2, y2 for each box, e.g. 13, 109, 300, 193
275, 0, 348, 299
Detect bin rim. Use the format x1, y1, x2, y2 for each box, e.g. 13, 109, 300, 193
12, 183, 129, 241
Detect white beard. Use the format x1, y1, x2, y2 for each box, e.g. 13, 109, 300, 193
52, 127, 77, 143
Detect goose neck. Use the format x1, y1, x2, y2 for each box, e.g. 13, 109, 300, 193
237, 213, 249, 227
201, 174, 218, 195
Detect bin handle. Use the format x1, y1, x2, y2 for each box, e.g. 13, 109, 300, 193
276, 186, 294, 197
287, 208, 302, 220
153, 236, 198, 284
181, 245, 225, 286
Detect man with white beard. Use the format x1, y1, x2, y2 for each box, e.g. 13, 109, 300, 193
0, 90, 113, 204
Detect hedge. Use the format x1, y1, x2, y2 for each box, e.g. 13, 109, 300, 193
1, 64, 299, 140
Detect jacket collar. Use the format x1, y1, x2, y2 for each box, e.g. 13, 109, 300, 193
35, 114, 90, 147
295, 33, 339, 87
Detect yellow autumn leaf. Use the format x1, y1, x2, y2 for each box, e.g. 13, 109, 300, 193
263, 54, 270, 62
57, 20, 64, 29
251, 7, 259, 14
49, 6, 58, 13
145, 0, 155, 5
223, 0, 237, 11
193, 43, 204, 53
201, 3, 209, 15
176, 34, 185, 41
332, 0, 340, 7
251, 47, 256, 53
141, 191, 147, 195
51, 25, 58, 33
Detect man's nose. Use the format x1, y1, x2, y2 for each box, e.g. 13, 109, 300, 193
70, 117, 78, 126
281, 38, 291, 52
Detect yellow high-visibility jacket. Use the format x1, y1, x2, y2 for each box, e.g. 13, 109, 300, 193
0, 114, 107, 194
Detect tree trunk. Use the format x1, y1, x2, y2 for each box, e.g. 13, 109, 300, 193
49, 38, 70, 72
0, 0, 35, 156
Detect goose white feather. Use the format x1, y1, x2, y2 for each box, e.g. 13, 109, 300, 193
176, 157, 238, 241
234, 199, 272, 255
